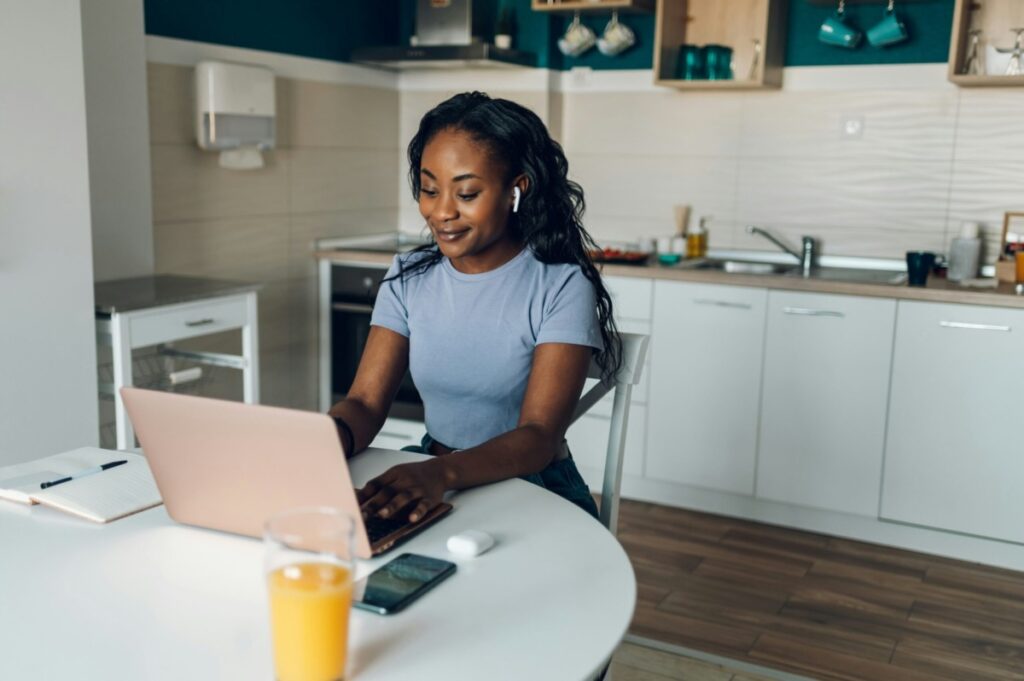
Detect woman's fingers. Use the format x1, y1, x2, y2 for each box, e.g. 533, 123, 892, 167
408, 498, 436, 523
356, 479, 380, 505
377, 491, 415, 519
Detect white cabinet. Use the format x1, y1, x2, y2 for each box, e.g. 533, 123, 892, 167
881, 301, 1024, 543
647, 281, 768, 495
755, 291, 896, 516
569, 275, 652, 485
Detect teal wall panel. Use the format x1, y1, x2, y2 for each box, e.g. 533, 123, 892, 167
786, 0, 954, 66
144, 0, 400, 63
144, 0, 954, 70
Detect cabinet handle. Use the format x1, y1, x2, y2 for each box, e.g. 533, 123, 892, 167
185, 318, 216, 327
693, 299, 752, 310
783, 306, 844, 318
939, 321, 1012, 332
332, 302, 374, 314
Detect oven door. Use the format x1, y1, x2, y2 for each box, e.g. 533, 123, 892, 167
331, 299, 423, 421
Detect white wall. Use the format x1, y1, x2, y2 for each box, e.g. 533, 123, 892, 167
0, 0, 99, 464
82, 0, 155, 282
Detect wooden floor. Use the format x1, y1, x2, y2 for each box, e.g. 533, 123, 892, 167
616, 498, 1024, 681
610, 640, 783, 681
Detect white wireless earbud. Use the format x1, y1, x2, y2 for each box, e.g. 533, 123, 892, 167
512, 186, 521, 213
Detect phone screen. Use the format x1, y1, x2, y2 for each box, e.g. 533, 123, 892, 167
353, 553, 456, 614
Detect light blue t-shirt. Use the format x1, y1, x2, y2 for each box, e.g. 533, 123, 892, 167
370, 247, 603, 450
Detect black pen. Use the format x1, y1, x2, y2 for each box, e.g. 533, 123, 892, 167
40, 460, 129, 490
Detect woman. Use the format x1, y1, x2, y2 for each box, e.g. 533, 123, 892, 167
328, 91, 620, 523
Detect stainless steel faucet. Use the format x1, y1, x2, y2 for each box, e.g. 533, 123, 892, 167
746, 225, 816, 277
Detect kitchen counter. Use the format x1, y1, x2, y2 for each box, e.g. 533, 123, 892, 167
94, 274, 261, 315
314, 249, 1024, 310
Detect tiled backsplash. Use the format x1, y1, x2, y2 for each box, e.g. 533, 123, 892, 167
558, 83, 1023, 264
147, 63, 399, 410
147, 57, 1023, 411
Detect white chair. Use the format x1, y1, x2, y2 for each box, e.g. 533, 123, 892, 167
570, 332, 649, 535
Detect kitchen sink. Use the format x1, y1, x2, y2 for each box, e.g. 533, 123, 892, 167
676, 257, 907, 285
686, 259, 797, 275
788, 267, 908, 286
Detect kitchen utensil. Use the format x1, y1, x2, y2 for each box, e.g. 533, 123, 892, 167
963, 29, 983, 75
748, 39, 762, 80
997, 28, 1024, 75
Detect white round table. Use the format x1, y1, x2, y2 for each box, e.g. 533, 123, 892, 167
0, 449, 636, 680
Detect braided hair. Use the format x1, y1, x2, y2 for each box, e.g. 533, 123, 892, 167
391, 91, 622, 382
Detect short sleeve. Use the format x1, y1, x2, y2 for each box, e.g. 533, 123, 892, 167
535, 267, 603, 351
370, 256, 410, 338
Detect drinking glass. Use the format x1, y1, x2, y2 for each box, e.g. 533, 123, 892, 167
265, 507, 357, 681
704, 45, 734, 80
676, 44, 706, 80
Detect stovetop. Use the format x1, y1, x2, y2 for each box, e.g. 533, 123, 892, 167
318, 233, 431, 254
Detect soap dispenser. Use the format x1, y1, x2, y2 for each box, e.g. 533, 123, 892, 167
687, 216, 709, 259
948, 221, 982, 282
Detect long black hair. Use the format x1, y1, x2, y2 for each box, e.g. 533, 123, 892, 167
394, 91, 622, 382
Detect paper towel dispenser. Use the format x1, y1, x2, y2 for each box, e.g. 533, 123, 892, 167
195, 61, 275, 169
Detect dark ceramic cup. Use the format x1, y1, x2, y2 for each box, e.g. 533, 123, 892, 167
906, 251, 936, 287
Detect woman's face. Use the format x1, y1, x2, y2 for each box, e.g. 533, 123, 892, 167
418, 128, 525, 273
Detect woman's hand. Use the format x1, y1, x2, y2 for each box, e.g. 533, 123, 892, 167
357, 458, 449, 523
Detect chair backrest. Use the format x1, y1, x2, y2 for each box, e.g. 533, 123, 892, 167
570, 332, 649, 534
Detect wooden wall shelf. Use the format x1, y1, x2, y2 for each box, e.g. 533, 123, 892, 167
653, 0, 788, 91
531, 0, 656, 14
949, 74, 1024, 87
948, 0, 1024, 86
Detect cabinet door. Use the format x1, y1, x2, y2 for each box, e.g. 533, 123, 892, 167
647, 281, 767, 495
881, 301, 1024, 543
605, 275, 653, 322
756, 292, 896, 516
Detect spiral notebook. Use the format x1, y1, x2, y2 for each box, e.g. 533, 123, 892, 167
0, 447, 162, 523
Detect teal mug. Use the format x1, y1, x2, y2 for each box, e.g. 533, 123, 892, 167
819, 2, 861, 49
704, 44, 733, 80
676, 44, 706, 80
867, 1, 909, 47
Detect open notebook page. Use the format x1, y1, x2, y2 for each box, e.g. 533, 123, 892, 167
32, 457, 162, 523
0, 447, 124, 504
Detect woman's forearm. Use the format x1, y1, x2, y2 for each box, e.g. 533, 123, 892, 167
434, 424, 562, 491
327, 397, 386, 456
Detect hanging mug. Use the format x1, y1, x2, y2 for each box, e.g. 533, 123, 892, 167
867, 0, 909, 47
819, 0, 862, 49
558, 12, 596, 57
597, 11, 636, 56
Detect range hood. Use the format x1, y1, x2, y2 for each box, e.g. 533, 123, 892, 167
352, 0, 537, 71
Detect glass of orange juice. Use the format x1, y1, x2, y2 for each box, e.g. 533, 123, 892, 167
265, 507, 356, 681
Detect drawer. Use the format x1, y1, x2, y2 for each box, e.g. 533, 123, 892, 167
129, 296, 250, 348
606, 276, 652, 321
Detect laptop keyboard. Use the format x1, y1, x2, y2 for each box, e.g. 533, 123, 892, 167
364, 513, 413, 543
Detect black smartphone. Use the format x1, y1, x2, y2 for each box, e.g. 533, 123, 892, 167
352, 553, 456, 615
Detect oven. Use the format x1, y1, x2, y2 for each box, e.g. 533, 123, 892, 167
325, 261, 424, 421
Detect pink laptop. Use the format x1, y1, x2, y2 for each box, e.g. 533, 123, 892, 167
120, 387, 451, 559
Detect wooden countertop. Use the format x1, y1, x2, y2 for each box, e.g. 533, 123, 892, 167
315, 249, 1024, 310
